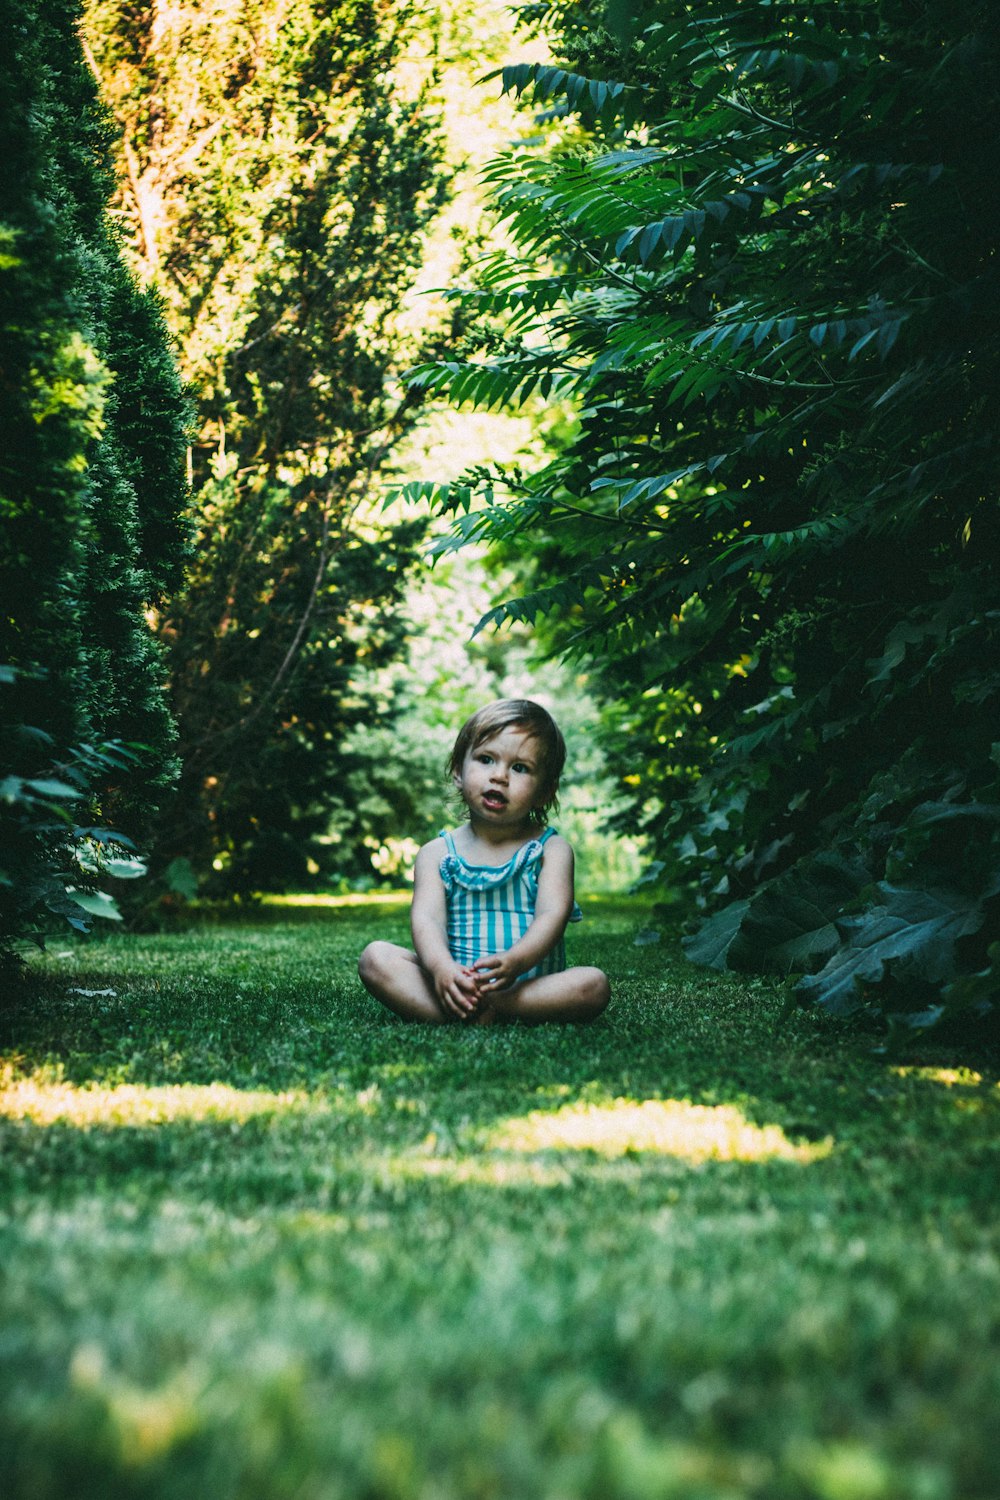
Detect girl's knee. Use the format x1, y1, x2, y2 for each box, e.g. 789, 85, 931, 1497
581, 967, 611, 1017
358, 940, 391, 987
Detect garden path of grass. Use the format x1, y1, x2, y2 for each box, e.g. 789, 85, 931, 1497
1, 896, 998, 1500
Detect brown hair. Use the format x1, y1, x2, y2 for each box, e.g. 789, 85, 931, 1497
448, 699, 566, 822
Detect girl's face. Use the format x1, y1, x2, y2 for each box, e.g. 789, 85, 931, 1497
456, 726, 547, 832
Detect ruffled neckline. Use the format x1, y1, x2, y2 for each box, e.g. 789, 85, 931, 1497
438, 828, 583, 921
438, 828, 552, 890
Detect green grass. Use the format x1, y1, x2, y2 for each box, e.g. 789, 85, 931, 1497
1, 897, 998, 1500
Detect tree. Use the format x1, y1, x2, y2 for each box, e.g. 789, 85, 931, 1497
83, 0, 452, 894
401, 0, 1000, 1033
0, 0, 188, 968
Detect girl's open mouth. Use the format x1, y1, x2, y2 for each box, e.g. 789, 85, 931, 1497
482, 792, 507, 810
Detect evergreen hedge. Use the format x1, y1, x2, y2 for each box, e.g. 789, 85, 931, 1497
0, 0, 188, 969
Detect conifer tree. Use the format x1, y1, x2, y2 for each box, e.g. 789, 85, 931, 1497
0, 0, 188, 964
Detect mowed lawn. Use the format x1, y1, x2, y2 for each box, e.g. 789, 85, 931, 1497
1, 897, 998, 1500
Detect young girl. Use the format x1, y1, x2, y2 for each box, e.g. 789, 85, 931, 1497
358, 699, 611, 1024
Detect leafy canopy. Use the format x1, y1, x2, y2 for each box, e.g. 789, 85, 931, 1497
84, 0, 452, 896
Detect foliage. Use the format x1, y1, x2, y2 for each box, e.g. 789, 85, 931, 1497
405, 0, 1000, 1033
83, 0, 454, 897
0, 0, 188, 965
0, 681, 148, 979
2, 902, 999, 1496
167, 500, 427, 894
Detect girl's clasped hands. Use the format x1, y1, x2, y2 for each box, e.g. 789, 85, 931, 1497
434, 952, 521, 1022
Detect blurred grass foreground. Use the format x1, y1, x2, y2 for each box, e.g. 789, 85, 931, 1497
1, 897, 998, 1500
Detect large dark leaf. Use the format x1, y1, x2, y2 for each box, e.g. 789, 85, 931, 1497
887, 801, 1000, 897
728, 853, 871, 975
682, 899, 750, 970
796, 884, 989, 1017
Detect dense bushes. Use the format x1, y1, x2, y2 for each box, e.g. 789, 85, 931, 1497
404, 0, 1000, 1034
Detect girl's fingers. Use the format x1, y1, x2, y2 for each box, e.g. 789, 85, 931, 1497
475, 960, 510, 987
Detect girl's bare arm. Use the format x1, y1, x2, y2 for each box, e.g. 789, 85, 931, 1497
410, 841, 481, 1017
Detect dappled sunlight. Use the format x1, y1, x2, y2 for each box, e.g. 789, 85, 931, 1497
489, 1099, 833, 1164
264, 892, 409, 910
1, 1067, 832, 1166
0, 1072, 313, 1128
891, 1066, 992, 1089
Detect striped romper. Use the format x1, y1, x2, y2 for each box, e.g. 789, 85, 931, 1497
439, 827, 582, 981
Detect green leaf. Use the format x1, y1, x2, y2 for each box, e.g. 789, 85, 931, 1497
682, 900, 751, 970
63, 888, 124, 922
728, 854, 872, 975
164, 856, 199, 901
866, 618, 944, 686
22, 777, 82, 800
796, 884, 989, 1017
101, 857, 148, 880
941, 943, 1000, 1018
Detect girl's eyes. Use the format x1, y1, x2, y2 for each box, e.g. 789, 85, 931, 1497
473, 751, 535, 775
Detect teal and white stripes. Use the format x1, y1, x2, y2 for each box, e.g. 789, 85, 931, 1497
439, 828, 580, 980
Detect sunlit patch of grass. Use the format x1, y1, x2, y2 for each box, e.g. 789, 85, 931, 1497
0, 1068, 313, 1127
69, 1345, 200, 1467
489, 1097, 833, 1164
891, 1065, 990, 1088
263, 891, 410, 909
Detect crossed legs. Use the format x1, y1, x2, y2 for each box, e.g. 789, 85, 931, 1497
358, 941, 610, 1025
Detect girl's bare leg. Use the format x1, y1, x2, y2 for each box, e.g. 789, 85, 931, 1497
359, 945, 610, 1025
486, 967, 610, 1024
358, 941, 451, 1023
